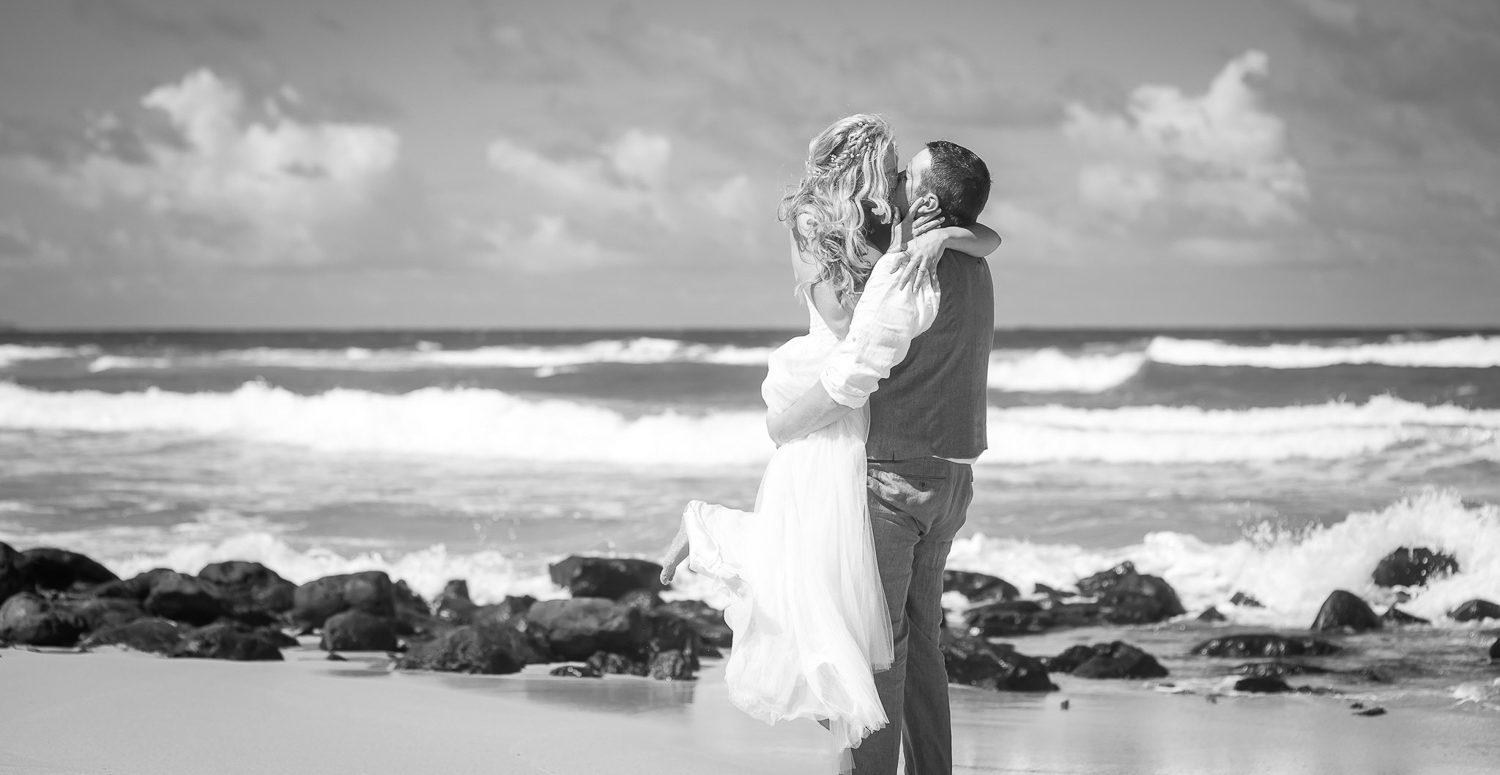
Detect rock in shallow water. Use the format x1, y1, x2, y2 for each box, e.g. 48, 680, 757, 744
1450, 599, 1500, 622
1234, 677, 1293, 694
1197, 607, 1227, 622
525, 598, 646, 661
1192, 634, 1341, 658
1311, 590, 1381, 633
1381, 606, 1430, 626
81, 617, 186, 655
1069, 642, 1170, 680
548, 556, 666, 600
942, 570, 1019, 602
143, 572, 226, 626
940, 630, 1057, 692
1077, 561, 1186, 625
1371, 547, 1458, 588
398, 625, 528, 674
550, 664, 602, 678
0, 611, 85, 647
320, 610, 399, 652
172, 623, 284, 661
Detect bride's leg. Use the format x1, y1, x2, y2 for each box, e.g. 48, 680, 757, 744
659, 505, 693, 584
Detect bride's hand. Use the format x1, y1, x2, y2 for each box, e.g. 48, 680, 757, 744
886, 196, 945, 290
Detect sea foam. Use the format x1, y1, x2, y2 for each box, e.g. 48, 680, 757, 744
1, 383, 1495, 466
28, 491, 1498, 629
1147, 335, 1500, 369
945, 490, 1500, 627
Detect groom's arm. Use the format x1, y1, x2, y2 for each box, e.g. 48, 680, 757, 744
767, 254, 940, 445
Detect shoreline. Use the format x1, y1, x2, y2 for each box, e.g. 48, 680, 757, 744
4, 645, 1499, 775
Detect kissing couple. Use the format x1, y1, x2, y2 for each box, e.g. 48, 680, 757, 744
661, 113, 999, 774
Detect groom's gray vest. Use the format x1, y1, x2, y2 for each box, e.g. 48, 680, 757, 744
866, 251, 993, 461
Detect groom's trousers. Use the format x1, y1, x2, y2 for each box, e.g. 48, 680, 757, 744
852, 457, 974, 775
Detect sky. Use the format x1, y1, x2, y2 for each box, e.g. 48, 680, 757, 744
0, 0, 1496, 329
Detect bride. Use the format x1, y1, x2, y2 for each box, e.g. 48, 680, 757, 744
659, 113, 1000, 767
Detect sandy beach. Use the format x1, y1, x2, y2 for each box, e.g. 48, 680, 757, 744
3, 643, 1497, 775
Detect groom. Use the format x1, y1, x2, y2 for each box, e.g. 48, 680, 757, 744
771, 140, 994, 774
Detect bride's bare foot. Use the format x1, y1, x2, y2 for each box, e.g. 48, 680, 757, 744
659, 509, 691, 585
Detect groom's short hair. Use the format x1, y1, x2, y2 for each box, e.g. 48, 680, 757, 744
922, 140, 990, 227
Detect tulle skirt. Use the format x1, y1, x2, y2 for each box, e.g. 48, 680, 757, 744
683, 408, 893, 757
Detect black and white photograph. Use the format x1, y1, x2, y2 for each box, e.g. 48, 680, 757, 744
1, 1, 1498, 773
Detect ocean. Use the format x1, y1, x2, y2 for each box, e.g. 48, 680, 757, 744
2, 327, 1499, 705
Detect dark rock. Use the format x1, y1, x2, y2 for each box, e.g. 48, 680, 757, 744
1488, 637, 1498, 661
649, 650, 695, 680
198, 561, 297, 613
67, 597, 146, 631
547, 556, 666, 600
1310, 590, 1381, 633
1234, 677, 1292, 694
1232, 661, 1332, 679
20, 548, 118, 591
1192, 634, 1341, 658
942, 570, 1019, 602
0, 611, 85, 646
0, 542, 26, 604
587, 650, 649, 677
1042, 645, 1099, 674
1070, 642, 1170, 680
1230, 592, 1264, 608
1354, 706, 1387, 716
550, 664, 602, 678
940, 630, 1057, 692
1033, 583, 1070, 600
291, 571, 395, 628
1075, 562, 1186, 625
320, 610, 399, 652
80, 617, 185, 655
393, 580, 429, 615
1, 590, 49, 627
435, 580, 476, 623
326, 652, 348, 661
1381, 606, 1430, 626
1198, 607, 1227, 622
963, 600, 1048, 636
656, 599, 730, 648
143, 572, 225, 626
469, 596, 537, 630
645, 611, 703, 673
525, 598, 646, 660
618, 588, 665, 612
172, 623, 284, 661
397, 625, 527, 674
1371, 547, 1458, 588
1450, 599, 1500, 622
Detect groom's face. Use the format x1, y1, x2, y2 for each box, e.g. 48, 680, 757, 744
904, 148, 932, 207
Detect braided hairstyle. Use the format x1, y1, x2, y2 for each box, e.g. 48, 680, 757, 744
778, 114, 898, 304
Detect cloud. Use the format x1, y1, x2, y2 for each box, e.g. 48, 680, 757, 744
0, 217, 69, 268
13, 69, 401, 265
1063, 51, 1309, 225
70, 0, 265, 43
485, 129, 672, 219
465, 215, 622, 272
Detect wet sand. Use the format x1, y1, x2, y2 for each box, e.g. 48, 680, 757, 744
1, 645, 1497, 775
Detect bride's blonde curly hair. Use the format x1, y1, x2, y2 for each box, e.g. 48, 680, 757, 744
778, 114, 898, 304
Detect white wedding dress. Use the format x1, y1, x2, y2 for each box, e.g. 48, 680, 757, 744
681, 289, 896, 758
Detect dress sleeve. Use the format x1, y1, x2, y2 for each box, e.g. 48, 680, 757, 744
817, 253, 941, 409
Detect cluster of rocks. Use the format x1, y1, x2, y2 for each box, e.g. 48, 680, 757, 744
0, 543, 725, 681
956, 561, 1186, 638
1301, 546, 1497, 634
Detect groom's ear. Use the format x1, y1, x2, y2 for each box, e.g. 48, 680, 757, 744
913, 193, 940, 217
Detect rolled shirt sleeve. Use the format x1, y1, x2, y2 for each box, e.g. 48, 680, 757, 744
818, 254, 942, 409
